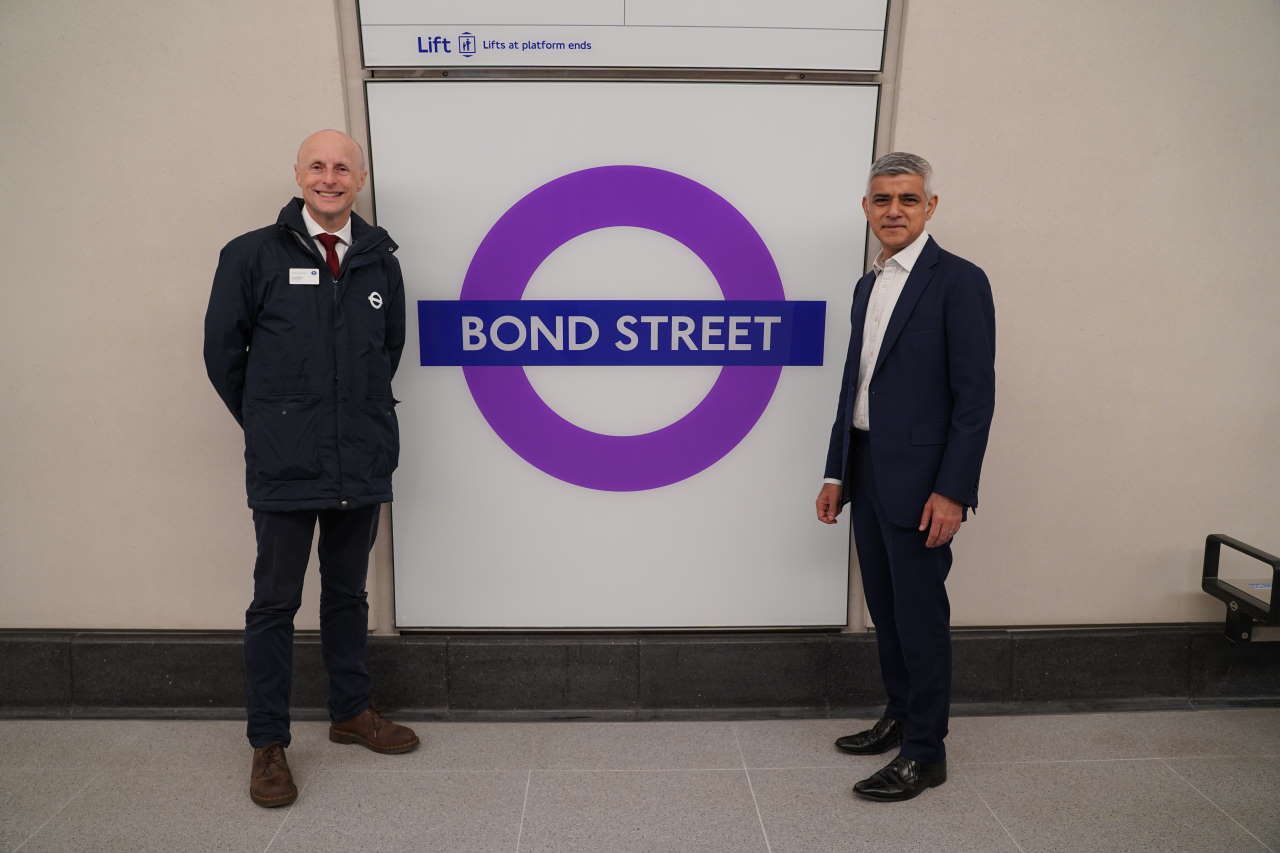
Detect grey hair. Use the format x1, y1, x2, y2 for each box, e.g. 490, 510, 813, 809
867, 152, 935, 198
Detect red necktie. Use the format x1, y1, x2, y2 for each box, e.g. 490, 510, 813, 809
316, 233, 342, 279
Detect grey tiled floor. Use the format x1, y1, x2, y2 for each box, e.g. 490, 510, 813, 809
1, 709, 1277, 852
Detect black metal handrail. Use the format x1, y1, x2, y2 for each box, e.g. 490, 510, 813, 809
1202, 534, 1279, 642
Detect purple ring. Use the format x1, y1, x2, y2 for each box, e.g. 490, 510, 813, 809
461, 166, 783, 491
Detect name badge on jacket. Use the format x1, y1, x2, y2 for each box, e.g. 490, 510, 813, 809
289, 268, 320, 285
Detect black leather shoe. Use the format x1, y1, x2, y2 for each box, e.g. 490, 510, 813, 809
853, 756, 947, 802
834, 717, 903, 755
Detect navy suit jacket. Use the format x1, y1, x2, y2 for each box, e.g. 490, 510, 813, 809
823, 236, 996, 528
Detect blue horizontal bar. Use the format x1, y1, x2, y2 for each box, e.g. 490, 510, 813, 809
419, 300, 825, 366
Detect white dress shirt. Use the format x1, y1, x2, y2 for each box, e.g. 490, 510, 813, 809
301, 205, 353, 265
824, 229, 931, 486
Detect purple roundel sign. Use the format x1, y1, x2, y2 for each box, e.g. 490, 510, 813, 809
460, 165, 784, 491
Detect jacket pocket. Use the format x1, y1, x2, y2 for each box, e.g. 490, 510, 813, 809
910, 423, 948, 446
247, 393, 322, 480
367, 396, 400, 478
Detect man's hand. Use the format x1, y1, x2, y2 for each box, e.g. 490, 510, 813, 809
919, 492, 963, 547
816, 483, 843, 524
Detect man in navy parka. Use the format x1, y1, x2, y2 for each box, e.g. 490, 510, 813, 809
204, 129, 419, 809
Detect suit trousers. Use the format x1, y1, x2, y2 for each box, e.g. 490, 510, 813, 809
849, 430, 953, 762
244, 504, 380, 748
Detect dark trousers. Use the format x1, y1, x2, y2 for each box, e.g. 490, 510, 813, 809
244, 504, 380, 748
849, 430, 953, 763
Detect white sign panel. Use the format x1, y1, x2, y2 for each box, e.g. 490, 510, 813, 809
359, 0, 888, 70
369, 80, 875, 627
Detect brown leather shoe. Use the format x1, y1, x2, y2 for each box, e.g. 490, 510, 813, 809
249, 743, 297, 808
329, 706, 420, 754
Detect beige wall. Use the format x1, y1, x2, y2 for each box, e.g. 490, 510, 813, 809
897, 0, 1280, 624
1, 0, 1276, 629
0, 0, 383, 629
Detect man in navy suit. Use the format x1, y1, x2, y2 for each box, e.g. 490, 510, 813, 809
816, 152, 995, 802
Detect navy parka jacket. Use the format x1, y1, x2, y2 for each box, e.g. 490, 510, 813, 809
203, 198, 407, 511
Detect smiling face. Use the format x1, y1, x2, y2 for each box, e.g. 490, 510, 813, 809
294, 130, 367, 231
861, 173, 937, 259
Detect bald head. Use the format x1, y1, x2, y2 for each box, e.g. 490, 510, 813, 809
296, 129, 366, 171
294, 129, 368, 231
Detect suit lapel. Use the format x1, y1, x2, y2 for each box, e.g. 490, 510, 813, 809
847, 270, 875, 375
873, 236, 941, 378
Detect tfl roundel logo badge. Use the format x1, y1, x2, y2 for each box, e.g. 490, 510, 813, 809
368, 291, 383, 309
419, 165, 825, 492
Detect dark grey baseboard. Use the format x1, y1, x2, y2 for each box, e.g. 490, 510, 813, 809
2, 624, 1276, 720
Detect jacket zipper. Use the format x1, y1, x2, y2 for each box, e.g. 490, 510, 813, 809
286, 224, 388, 508
327, 236, 386, 505
288, 227, 354, 506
